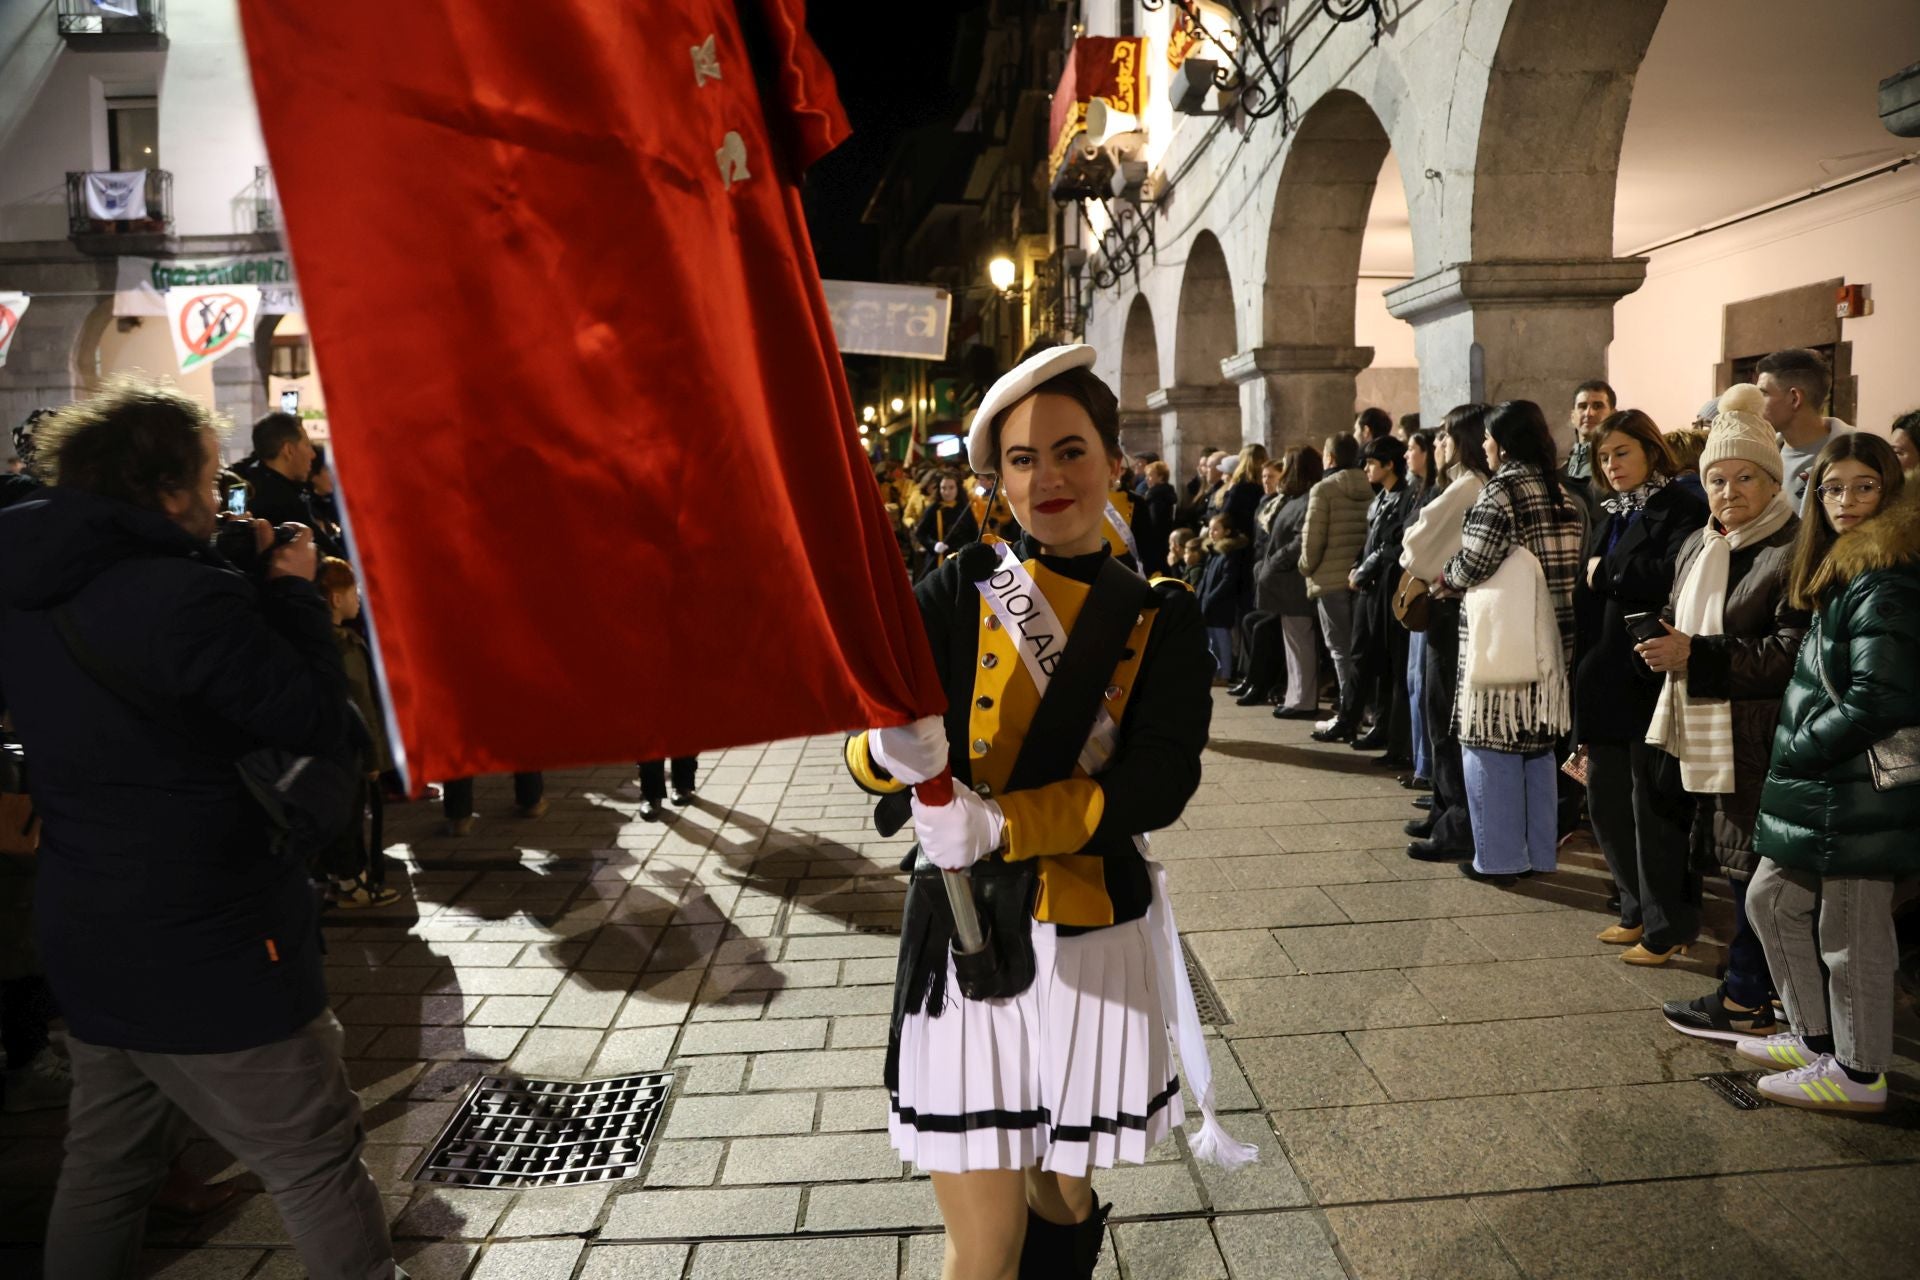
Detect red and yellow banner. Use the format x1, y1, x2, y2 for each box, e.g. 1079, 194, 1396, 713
1048, 36, 1147, 180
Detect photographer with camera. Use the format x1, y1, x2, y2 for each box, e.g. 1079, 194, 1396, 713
0, 378, 399, 1279
233, 409, 345, 558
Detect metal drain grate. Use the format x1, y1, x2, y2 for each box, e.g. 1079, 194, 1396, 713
1701, 1071, 1769, 1110
412, 1072, 672, 1188
1180, 937, 1229, 1026
853, 922, 901, 936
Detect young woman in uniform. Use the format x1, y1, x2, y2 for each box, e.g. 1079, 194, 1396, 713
844, 344, 1253, 1280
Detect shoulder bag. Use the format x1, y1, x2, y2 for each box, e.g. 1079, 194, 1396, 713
1392, 569, 1430, 632
1810, 615, 1920, 792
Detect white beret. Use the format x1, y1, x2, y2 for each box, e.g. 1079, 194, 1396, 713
965, 343, 1098, 475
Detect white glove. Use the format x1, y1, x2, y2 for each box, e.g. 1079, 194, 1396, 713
868, 714, 948, 785
911, 788, 1006, 871
934, 542, 948, 554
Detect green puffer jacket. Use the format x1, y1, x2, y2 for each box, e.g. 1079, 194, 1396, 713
1754, 488, 1920, 876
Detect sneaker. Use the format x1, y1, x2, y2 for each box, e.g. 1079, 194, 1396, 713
1663, 988, 1777, 1043
1733, 1031, 1818, 1072
331, 876, 402, 909
1754, 1055, 1888, 1113
517, 798, 551, 820
2, 1046, 72, 1113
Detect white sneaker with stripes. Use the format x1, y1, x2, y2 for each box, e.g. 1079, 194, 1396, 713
1732, 1031, 1817, 1071
1754, 1054, 1888, 1113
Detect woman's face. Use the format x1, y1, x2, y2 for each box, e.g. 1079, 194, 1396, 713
1408, 439, 1429, 476
1261, 468, 1281, 495
1595, 431, 1650, 494
1208, 516, 1231, 543
1702, 458, 1778, 531
1485, 433, 1505, 469
996, 394, 1121, 555
1434, 432, 1456, 470
938, 476, 959, 503
1818, 457, 1885, 534
1892, 427, 1918, 473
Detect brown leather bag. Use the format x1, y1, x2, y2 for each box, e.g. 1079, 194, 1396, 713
1392, 570, 1430, 632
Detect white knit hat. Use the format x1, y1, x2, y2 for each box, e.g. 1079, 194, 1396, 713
1699, 384, 1783, 484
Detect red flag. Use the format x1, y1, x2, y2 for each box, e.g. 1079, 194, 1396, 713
236, 0, 941, 783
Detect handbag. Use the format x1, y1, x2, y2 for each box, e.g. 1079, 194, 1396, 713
1810, 616, 1920, 792
1392, 569, 1430, 632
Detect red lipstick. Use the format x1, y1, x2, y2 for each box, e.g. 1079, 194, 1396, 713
1035, 498, 1074, 514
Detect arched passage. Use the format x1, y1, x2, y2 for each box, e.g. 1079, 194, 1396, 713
1153, 231, 1244, 479
1117, 293, 1161, 461
1253, 89, 1397, 446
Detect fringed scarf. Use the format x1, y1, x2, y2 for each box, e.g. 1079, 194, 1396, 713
1457, 544, 1570, 745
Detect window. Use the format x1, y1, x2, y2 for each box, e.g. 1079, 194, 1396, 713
108, 100, 158, 171
270, 335, 312, 380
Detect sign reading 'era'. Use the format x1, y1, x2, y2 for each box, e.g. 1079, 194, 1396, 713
821, 280, 952, 361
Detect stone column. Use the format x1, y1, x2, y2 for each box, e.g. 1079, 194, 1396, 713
1145, 384, 1240, 483
1119, 410, 1160, 463
1222, 344, 1375, 455
211, 350, 267, 441
1385, 258, 1648, 458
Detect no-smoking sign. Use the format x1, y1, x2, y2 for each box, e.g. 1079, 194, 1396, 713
164, 285, 260, 374
0, 292, 27, 370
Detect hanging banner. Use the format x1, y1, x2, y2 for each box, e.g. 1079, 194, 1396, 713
821, 281, 951, 360
83, 171, 149, 221
0, 293, 28, 370
1048, 37, 1145, 199
116, 253, 299, 317
165, 285, 260, 374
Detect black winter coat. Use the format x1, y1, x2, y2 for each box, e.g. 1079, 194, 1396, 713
1574, 483, 1709, 744
1140, 482, 1179, 575
0, 487, 348, 1053
1351, 481, 1414, 657
1197, 534, 1254, 627
235, 459, 345, 558
913, 501, 978, 561
1254, 494, 1312, 616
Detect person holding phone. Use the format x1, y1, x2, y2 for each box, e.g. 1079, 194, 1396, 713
1574, 409, 1708, 965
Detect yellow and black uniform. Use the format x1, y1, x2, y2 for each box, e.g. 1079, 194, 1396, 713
911, 499, 979, 567
849, 535, 1213, 928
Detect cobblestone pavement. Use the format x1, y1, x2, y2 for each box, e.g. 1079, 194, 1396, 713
4, 696, 1919, 1278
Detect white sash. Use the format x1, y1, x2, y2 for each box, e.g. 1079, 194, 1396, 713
1104, 499, 1145, 578
975, 543, 1121, 774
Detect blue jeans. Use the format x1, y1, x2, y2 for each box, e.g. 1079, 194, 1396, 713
1407, 631, 1430, 780
1461, 746, 1559, 875
1206, 626, 1233, 679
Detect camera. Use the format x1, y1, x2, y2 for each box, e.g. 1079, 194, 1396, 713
211, 516, 304, 575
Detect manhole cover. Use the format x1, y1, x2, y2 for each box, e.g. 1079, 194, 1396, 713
413, 1072, 672, 1188
1180, 937, 1229, 1026
1701, 1070, 1769, 1110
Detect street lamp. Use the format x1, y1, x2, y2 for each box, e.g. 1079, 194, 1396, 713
988, 255, 1018, 293
862, 405, 876, 422
890, 397, 905, 413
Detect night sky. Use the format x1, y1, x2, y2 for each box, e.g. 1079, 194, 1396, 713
802, 1, 991, 281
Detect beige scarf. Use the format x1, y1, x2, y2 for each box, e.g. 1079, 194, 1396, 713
1645, 492, 1794, 792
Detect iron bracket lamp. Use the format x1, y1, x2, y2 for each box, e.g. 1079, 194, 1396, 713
1145, 0, 1384, 126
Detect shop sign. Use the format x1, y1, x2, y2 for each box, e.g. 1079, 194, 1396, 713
117, 253, 300, 317
822, 281, 951, 360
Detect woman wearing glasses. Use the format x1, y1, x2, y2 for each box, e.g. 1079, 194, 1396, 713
1737, 432, 1920, 1112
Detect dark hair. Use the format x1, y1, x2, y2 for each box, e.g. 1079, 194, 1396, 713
1889, 409, 1919, 453
1755, 348, 1832, 411
251, 410, 307, 462
35, 376, 224, 511
1787, 432, 1907, 609
1574, 379, 1617, 409
986, 367, 1121, 471
1279, 444, 1323, 498
1356, 407, 1393, 441
1398, 413, 1421, 434
1590, 409, 1674, 490
1406, 429, 1436, 484
1486, 400, 1567, 511
1362, 437, 1408, 480
1442, 403, 1493, 479
1325, 433, 1360, 470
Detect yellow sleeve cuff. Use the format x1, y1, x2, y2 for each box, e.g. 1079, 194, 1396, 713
997, 778, 1106, 861
844, 733, 908, 796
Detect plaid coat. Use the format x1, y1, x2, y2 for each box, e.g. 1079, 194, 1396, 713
1441, 463, 1582, 753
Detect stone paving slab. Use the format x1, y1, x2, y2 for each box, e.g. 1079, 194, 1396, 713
3, 704, 1918, 1278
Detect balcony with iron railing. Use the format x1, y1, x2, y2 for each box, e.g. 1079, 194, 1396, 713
56, 0, 168, 50
66, 169, 174, 243
251, 165, 278, 232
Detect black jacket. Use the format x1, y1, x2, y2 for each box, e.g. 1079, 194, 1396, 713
1574, 483, 1710, 744
1254, 493, 1312, 616
1197, 533, 1254, 627
0, 487, 348, 1053
912, 501, 978, 560
235, 458, 342, 556
1140, 482, 1179, 575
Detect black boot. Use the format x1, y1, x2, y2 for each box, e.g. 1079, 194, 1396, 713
1234, 686, 1271, 707
1226, 680, 1251, 698
1019, 1198, 1114, 1280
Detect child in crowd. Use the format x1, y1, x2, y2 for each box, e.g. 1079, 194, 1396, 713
316, 557, 399, 908
1197, 512, 1253, 681
1179, 535, 1207, 589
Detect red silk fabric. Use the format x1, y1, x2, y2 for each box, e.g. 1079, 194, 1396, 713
237, 0, 942, 783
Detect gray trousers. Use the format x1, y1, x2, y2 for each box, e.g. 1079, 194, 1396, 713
1314, 591, 1356, 720
45, 1010, 396, 1280
1747, 860, 1898, 1074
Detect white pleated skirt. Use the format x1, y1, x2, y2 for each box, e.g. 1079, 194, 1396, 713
888, 914, 1184, 1175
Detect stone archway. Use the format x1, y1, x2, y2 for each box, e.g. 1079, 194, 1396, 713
1234, 88, 1394, 450
1117, 293, 1161, 461
1389, 0, 1668, 439
1151, 230, 1241, 481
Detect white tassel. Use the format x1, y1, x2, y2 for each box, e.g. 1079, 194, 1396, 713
1145, 863, 1259, 1171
